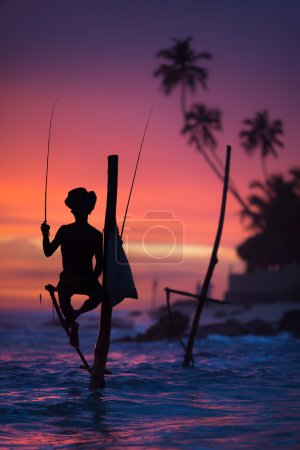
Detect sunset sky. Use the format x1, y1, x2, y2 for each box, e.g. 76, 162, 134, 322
0, 0, 299, 310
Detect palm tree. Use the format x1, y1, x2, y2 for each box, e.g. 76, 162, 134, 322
240, 110, 284, 180
181, 103, 227, 180
242, 173, 299, 233
290, 167, 300, 194
182, 103, 222, 150
154, 37, 250, 212
237, 170, 300, 271
154, 38, 224, 175
153, 37, 212, 115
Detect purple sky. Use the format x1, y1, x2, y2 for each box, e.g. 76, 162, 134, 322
0, 0, 299, 309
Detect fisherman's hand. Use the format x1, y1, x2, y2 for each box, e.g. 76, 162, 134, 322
41, 222, 50, 237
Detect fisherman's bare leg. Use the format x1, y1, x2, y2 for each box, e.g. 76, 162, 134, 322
76, 284, 103, 317
58, 284, 76, 323
58, 284, 79, 346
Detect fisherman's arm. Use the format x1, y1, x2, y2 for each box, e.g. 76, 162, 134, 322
94, 233, 104, 278
41, 223, 62, 257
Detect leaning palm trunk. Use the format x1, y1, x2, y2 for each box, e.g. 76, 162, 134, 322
261, 156, 269, 181
180, 84, 252, 215
183, 145, 231, 367
191, 134, 250, 212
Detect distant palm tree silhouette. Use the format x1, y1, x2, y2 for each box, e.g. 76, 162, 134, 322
154, 37, 248, 211
240, 110, 284, 180
154, 37, 212, 114
182, 104, 222, 151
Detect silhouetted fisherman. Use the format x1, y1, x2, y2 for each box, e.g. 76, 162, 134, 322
41, 188, 103, 346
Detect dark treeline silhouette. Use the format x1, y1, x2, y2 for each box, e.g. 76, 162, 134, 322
237, 168, 300, 272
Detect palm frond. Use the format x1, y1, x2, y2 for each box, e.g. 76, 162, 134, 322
154, 38, 212, 99
239, 110, 285, 173
249, 180, 266, 191
196, 52, 212, 60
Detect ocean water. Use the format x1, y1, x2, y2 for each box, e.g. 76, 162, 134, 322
0, 311, 300, 449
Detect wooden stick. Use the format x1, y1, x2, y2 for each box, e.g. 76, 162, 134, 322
91, 155, 118, 388
166, 288, 188, 352
183, 145, 231, 367
164, 287, 231, 304
45, 284, 92, 373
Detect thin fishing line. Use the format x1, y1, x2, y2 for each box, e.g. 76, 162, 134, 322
121, 106, 153, 238
44, 100, 57, 223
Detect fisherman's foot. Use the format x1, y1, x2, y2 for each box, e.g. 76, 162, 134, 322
69, 321, 79, 347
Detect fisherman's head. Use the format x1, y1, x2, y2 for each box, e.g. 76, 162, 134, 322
65, 187, 97, 219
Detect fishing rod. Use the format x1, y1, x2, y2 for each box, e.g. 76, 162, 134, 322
120, 106, 153, 238
44, 100, 57, 224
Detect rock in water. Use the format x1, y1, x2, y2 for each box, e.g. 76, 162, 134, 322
278, 310, 300, 337
138, 311, 189, 341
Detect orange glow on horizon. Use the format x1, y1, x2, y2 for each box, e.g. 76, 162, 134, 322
1, 37, 298, 311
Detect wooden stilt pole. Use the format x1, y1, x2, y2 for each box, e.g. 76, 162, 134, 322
90, 155, 118, 389
182, 145, 231, 367
45, 284, 92, 373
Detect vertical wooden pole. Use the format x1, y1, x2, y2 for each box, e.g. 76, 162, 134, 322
90, 155, 118, 388
183, 145, 231, 367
